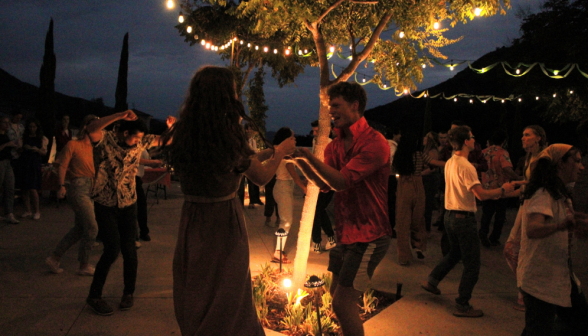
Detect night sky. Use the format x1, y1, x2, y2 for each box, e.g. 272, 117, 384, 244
0, 0, 543, 135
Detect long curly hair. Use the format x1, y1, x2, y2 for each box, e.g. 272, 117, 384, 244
161, 66, 266, 174
523, 147, 578, 201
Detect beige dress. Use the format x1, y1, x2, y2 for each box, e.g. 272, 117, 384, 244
173, 159, 264, 336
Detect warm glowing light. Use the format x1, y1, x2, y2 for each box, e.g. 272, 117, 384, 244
299, 50, 302, 55
383, 84, 387, 88
283, 279, 292, 288
273, 49, 278, 54
424, 94, 427, 98
263, 46, 268, 52
483, 100, 486, 103
399, 31, 405, 38
285, 49, 290, 55
469, 99, 473, 103
233, 37, 237, 41
516, 69, 520, 74
247, 43, 251, 48
166, 0, 174, 9
201, 40, 206, 45
178, 15, 184, 23
474, 8, 482, 16
329, 46, 335, 53
349, 45, 352, 50
220, 46, 224, 50
454, 98, 457, 102
422, 64, 426, 68
502, 100, 505, 103
450, 66, 454, 71
255, 45, 259, 50
240, 40, 243, 45
395, 174, 400, 178
362, 78, 366, 83
433, 22, 440, 29
404, 89, 408, 94
481, 68, 485, 73
214, 46, 218, 51
186, 26, 192, 33
570, 90, 574, 94
518, 98, 522, 102
194, 35, 198, 40
536, 96, 539, 100
553, 93, 557, 98
304, 49, 308, 54
554, 70, 559, 75
205, 43, 211, 49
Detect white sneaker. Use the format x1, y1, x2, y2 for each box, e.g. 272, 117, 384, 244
33, 213, 41, 220
313, 243, 321, 254
21, 212, 32, 219
325, 236, 336, 250
45, 256, 63, 274
77, 265, 95, 276
6, 213, 19, 224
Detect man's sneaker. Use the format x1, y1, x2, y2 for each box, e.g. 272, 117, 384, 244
86, 298, 114, 316
135, 241, 142, 249
119, 294, 134, 311
77, 265, 95, 276
421, 281, 441, 295
453, 304, 484, 318
33, 212, 41, 220
325, 236, 336, 250
45, 256, 63, 274
313, 243, 321, 254
6, 213, 19, 224
21, 212, 32, 219
140, 233, 151, 242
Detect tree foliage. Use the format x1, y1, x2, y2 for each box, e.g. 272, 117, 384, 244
246, 66, 269, 136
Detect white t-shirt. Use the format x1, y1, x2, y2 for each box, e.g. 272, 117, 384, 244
517, 189, 579, 307
136, 150, 150, 178
275, 161, 292, 181
444, 155, 480, 212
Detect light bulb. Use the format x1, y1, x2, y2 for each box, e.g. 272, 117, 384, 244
329, 46, 335, 53
422, 64, 426, 68
220, 46, 224, 50
399, 31, 405, 38
178, 15, 184, 23
483, 100, 486, 103
536, 96, 539, 100
474, 8, 482, 16
470, 99, 473, 103
433, 22, 440, 29
516, 69, 520, 74
201, 40, 206, 45
450, 66, 454, 71
570, 90, 574, 94
304, 49, 308, 54
362, 78, 366, 83
233, 37, 237, 41
454, 98, 457, 102
285, 49, 290, 55
255, 45, 259, 50
166, 0, 174, 9
283, 279, 291, 288
553, 93, 557, 98
205, 43, 211, 49
502, 100, 505, 103
273, 49, 277, 54
247, 43, 251, 48
298, 50, 302, 55
424, 94, 427, 98
404, 89, 408, 94
263, 46, 268, 52
186, 26, 192, 33
518, 98, 522, 102
554, 70, 559, 75
240, 40, 243, 44
194, 35, 198, 40
383, 84, 387, 88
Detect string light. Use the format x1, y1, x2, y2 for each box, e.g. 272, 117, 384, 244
454, 98, 457, 102
470, 99, 473, 103
553, 93, 557, 98
433, 22, 440, 29
516, 69, 520, 74
450, 65, 454, 71
205, 43, 211, 49
273, 49, 278, 54
186, 26, 192, 33
554, 70, 559, 75
422, 64, 426, 68
247, 43, 251, 48
403, 89, 408, 94
255, 45, 259, 50
201, 40, 206, 45
536, 96, 539, 100
518, 98, 522, 102
166, 0, 174, 9
330, 46, 335, 53
501, 100, 505, 103
285, 49, 290, 55
263, 46, 268, 52
178, 15, 184, 23
474, 8, 482, 16
240, 40, 243, 45
424, 93, 427, 98
194, 35, 198, 40
298, 50, 302, 55
399, 31, 405, 38
362, 77, 366, 83
570, 90, 574, 94
304, 49, 308, 54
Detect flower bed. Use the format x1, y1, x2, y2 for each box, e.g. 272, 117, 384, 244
252, 263, 398, 336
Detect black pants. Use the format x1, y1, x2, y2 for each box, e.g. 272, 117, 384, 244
135, 176, 148, 236
312, 190, 334, 243
479, 198, 507, 243
237, 177, 262, 206
521, 281, 588, 336
387, 176, 398, 230
263, 176, 279, 218
89, 202, 138, 299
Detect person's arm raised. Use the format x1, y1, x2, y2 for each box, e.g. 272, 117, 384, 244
244, 137, 295, 186
87, 110, 137, 143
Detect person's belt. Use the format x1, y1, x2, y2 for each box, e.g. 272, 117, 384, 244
449, 210, 475, 218
184, 192, 237, 203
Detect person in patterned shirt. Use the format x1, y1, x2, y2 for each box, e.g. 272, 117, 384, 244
479, 130, 519, 247
84, 110, 175, 316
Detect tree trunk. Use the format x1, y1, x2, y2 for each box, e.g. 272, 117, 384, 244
114, 33, 129, 112
291, 86, 332, 289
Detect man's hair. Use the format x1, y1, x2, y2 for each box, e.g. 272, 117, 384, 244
118, 119, 148, 136
489, 129, 507, 146
448, 125, 472, 150
450, 120, 466, 127
327, 82, 367, 115
311, 120, 319, 128
385, 126, 401, 140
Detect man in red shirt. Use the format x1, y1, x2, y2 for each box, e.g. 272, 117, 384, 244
292, 82, 391, 336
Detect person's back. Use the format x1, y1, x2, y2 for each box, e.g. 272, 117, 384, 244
444, 155, 478, 212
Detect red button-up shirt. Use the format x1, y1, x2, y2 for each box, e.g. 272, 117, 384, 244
323, 117, 392, 244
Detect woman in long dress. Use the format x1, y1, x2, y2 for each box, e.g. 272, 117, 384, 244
161, 66, 295, 336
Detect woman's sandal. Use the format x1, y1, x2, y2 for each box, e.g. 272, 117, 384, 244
271, 255, 291, 264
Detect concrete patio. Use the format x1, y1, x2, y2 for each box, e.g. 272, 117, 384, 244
1, 181, 587, 335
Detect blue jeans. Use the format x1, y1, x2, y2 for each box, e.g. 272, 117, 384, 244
54, 178, 98, 264
0, 159, 15, 215
428, 211, 481, 306
89, 202, 138, 298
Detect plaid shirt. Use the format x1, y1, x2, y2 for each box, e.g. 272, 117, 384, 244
92, 130, 156, 208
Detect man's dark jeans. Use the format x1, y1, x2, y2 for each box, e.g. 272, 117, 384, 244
135, 176, 149, 236
479, 198, 507, 243
312, 190, 334, 244
89, 202, 138, 299
427, 211, 481, 307
521, 281, 588, 336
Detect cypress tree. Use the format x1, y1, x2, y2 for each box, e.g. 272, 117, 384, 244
114, 33, 129, 112
38, 18, 56, 143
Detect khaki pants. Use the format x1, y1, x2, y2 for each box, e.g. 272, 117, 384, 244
396, 175, 427, 264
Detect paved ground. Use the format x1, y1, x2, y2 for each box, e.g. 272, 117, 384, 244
1, 182, 587, 335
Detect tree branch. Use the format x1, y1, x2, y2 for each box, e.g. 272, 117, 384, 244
349, 0, 379, 3
316, 0, 347, 24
